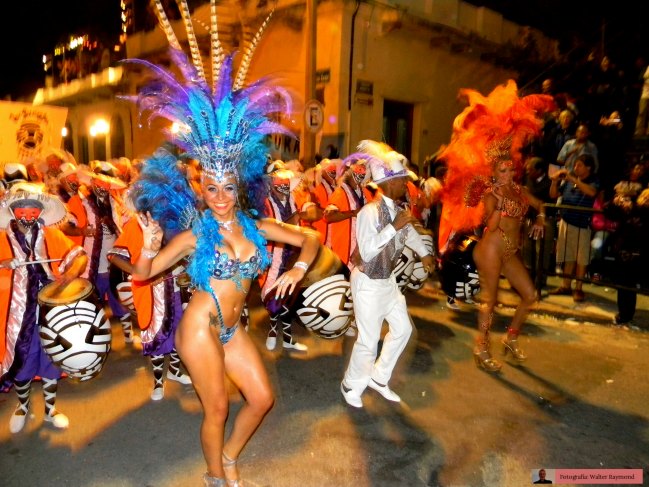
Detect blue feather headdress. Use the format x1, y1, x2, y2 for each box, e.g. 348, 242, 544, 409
122, 0, 293, 197
122, 0, 288, 292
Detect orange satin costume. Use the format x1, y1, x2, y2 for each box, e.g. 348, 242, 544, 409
327, 184, 373, 265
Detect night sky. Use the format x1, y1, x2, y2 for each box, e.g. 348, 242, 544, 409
1, 0, 648, 100
465, 0, 649, 64
1, 0, 121, 100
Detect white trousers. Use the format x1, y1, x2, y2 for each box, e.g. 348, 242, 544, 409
343, 268, 412, 394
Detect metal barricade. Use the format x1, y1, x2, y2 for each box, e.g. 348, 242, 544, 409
526, 203, 648, 297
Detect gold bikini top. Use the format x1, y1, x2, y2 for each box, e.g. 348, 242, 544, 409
499, 184, 528, 221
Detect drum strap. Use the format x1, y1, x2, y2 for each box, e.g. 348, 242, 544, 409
86, 193, 117, 283
270, 192, 295, 223
348, 183, 364, 208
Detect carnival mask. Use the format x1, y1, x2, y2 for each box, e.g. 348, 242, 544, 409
93, 180, 111, 199
273, 179, 291, 197
351, 166, 366, 185
64, 177, 79, 194
12, 206, 42, 228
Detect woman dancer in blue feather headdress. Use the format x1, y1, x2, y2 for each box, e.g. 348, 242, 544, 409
128, 2, 320, 485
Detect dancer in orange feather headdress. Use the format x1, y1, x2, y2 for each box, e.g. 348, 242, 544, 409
439, 80, 555, 372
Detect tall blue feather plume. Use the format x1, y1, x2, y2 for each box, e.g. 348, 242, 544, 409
130, 148, 198, 242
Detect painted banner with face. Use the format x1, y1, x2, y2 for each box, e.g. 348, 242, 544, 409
0, 101, 68, 167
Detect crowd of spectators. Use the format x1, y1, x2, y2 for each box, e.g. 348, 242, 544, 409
423, 51, 649, 324
518, 54, 649, 323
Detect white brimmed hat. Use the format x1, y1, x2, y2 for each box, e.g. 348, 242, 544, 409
0, 182, 67, 227
79, 164, 127, 190
90, 160, 118, 177
357, 140, 409, 184
3, 163, 28, 185
58, 162, 79, 181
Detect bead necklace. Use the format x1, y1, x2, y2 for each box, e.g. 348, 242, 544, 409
218, 219, 236, 232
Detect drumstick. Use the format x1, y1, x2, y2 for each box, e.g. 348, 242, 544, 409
15, 258, 63, 267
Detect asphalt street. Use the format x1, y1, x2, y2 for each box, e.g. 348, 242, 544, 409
1, 277, 648, 487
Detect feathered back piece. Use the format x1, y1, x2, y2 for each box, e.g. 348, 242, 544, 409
123, 0, 292, 199
438, 80, 555, 251
129, 148, 199, 242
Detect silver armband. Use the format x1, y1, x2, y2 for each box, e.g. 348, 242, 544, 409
141, 248, 159, 259
293, 261, 309, 272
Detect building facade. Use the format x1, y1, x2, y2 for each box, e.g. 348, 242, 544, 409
33, 0, 557, 170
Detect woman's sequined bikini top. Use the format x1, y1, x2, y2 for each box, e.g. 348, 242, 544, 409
499, 185, 528, 221
212, 248, 263, 291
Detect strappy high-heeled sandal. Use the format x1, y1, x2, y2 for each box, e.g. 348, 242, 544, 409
222, 452, 243, 487
203, 473, 227, 486
473, 346, 502, 372
473, 313, 502, 372
502, 327, 527, 362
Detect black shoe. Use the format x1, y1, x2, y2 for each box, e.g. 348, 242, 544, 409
614, 314, 632, 325
548, 287, 572, 296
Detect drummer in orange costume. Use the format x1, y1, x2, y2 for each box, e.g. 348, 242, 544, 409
77, 163, 135, 344
57, 162, 89, 246
311, 158, 340, 246
259, 164, 311, 352
324, 157, 372, 269
108, 217, 192, 401
0, 183, 87, 433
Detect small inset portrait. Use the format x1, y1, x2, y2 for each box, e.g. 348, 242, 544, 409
532, 468, 555, 484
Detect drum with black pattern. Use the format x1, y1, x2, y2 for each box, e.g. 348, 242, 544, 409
438, 235, 480, 300
38, 278, 112, 381
266, 245, 354, 339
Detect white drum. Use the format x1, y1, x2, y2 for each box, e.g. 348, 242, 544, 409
392, 246, 416, 291
38, 278, 112, 381
295, 273, 353, 339
267, 245, 354, 339
406, 231, 434, 291
392, 228, 434, 292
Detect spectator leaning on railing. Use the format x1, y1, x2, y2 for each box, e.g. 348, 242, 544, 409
607, 164, 649, 325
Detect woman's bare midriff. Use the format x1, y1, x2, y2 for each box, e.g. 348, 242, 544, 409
179, 278, 250, 331
474, 216, 522, 263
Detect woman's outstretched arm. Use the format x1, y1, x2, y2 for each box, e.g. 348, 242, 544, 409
258, 219, 321, 299
132, 212, 196, 280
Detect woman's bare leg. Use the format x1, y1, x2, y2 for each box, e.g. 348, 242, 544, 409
502, 255, 538, 332
473, 240, 504, 371
221, 327, 275, 481
500, 255, 538, 360
175, 309, 229, 478
474, 242, 502, 344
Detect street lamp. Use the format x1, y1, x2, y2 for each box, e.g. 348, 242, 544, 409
90, 117, 110, 160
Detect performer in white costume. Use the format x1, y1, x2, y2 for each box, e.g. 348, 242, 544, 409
341, 141, 434, 408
